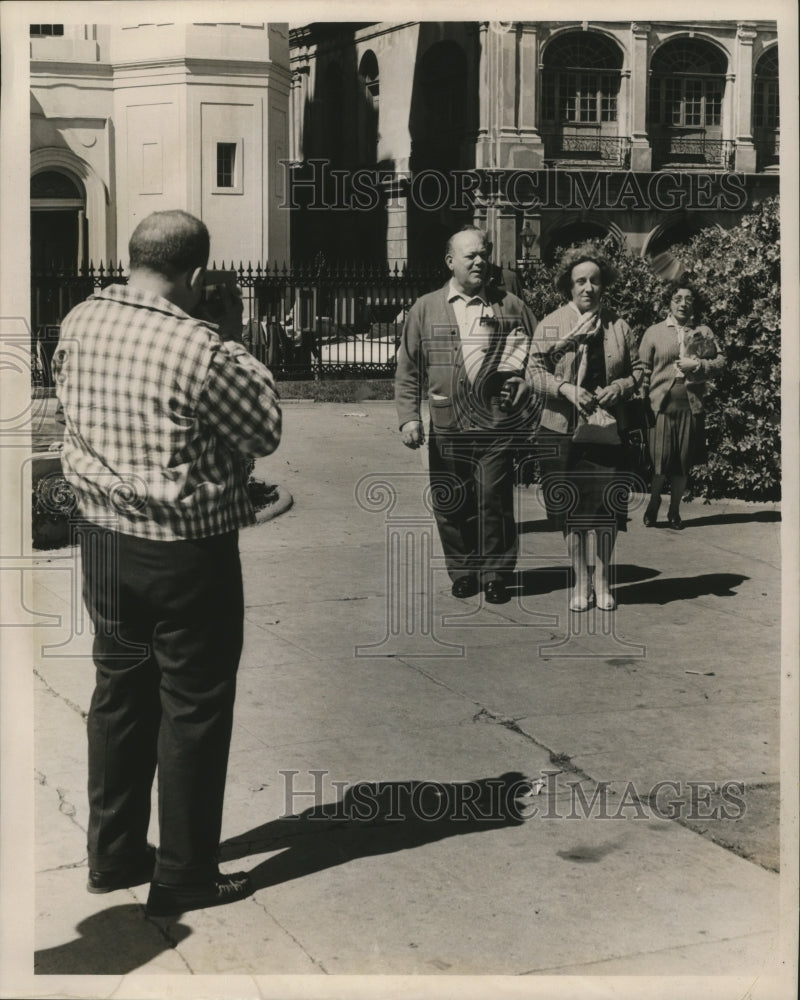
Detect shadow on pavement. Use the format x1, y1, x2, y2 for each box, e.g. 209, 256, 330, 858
220, 773, 532, 892
515, 564, 660, 598
677, 510, 780, 528
615, 572, 748, 605
34, 905, 192, 974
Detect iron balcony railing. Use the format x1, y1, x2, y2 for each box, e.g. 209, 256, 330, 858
651, 133, 735, 170
30, 259, 459, 385
541, 129, 631, 168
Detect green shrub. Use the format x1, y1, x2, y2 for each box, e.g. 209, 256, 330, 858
674, 196, 781, 501
516, 197, 781, 502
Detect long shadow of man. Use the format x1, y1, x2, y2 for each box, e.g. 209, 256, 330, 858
221, 772, 534, 891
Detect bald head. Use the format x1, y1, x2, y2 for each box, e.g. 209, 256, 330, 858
129, 210, 210, 280
445, 225, 491, 258
446, 226, 492, 296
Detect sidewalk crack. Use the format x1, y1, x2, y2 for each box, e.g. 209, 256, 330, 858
36, 769, 87, 835
251, 895, 329, 973
34, 668, 88, 721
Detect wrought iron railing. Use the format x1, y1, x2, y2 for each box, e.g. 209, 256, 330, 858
30, 260, 457, 385
541, 129, 631, 168
651, 134, 735, 170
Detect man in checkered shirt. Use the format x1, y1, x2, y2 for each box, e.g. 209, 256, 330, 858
53, 210, 281, 916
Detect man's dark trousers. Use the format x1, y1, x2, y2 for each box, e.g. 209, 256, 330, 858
427, 431, 517, 584
78, 523, 243, 886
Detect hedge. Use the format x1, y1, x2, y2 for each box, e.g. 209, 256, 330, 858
516, 195, 781, 501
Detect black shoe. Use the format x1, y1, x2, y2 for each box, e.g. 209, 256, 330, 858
451, 575, 479, 599
484, 580, 509, 604
667, 512, 683, 530
145, 871, 252, 917
643, 510, 658, 527
87, 845, 156, 894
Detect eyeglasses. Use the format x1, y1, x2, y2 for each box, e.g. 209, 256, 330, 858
671, 295, 694, 303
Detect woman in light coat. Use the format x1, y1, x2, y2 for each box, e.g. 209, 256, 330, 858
528, 245, 644, 612
639, 282, 725, 529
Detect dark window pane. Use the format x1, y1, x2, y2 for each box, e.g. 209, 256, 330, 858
216, 143, 237, 188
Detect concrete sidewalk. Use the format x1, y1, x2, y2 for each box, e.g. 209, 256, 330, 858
25, 402, 787, 993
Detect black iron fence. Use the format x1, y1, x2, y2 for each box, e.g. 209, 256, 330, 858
30, 260, 456, 385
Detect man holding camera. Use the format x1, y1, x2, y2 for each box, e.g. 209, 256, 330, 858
395, 225, 537, 604
53, 210, 281, 915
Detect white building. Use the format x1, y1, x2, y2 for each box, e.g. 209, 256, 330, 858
30, 21, 291, 269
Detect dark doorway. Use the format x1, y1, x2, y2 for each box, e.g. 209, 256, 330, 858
30, 169, 87, 270
31, 210, 84, 270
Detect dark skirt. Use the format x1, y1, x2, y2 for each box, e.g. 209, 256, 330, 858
536, 431, 628, 534
649, 383, 706, 477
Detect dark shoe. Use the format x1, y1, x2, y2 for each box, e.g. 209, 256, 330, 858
643, 502, 660, 527
451, 575, 479, 599
484, 580, 509, 604
145, 871, 252, 917
87, 845, 156, 894
667, 512, 683, 530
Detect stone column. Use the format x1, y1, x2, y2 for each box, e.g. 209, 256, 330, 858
629, 22, 652, 171
290, 65, 309, 161
517, 22, 544, 168
475, 22, 492, 169
733, 22, 758, 173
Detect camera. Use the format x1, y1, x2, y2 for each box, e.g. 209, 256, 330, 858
197, 269, 238, 322
498, 379, 516, 413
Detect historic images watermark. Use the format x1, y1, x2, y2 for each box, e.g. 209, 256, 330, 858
279, 769, 748, 823
280, 159, 750, 214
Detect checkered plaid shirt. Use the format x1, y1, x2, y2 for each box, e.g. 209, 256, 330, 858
53, 283, 282, 540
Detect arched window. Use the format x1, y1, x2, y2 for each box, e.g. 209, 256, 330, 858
540, 32, 624, 165
542, 32, 622, 125
753, 47, 779, 170
649, 38, 728, 167
358, 50, 379, 166
359, 50, 379, 106
30, 169, 87, 271
650, 39, 726, 128
31, 171, 83, 200
754, 48, 779, 129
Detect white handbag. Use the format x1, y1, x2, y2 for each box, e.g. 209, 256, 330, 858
571, 343, 621, 446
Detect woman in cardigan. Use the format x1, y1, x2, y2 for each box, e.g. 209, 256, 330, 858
639, 282, 725, 529
528, 246, 644, 612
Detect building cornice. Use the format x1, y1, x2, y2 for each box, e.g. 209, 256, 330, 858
112, 57, 277, 76
31, 62, 113, 81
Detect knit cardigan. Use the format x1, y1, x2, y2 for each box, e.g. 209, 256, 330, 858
639, 320, 725, 416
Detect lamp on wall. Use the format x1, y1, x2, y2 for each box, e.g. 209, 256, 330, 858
518, 220, 536, 266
